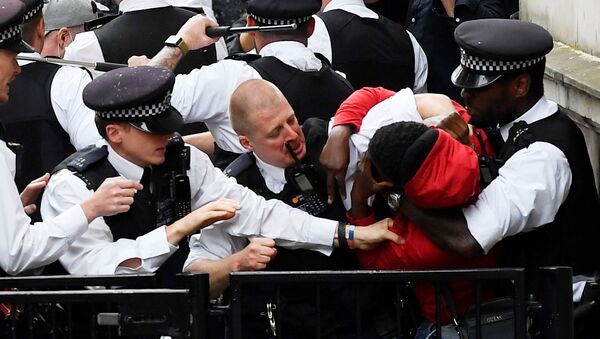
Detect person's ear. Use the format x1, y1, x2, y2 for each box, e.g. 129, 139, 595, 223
238, 134, 254, 151
36, 17, 45, 39
57, 28, 71, 48
512, 73, 531, 99
106, 124, 126, 144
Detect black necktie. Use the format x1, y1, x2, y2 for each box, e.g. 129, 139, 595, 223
485, 126, 505, 155
138, 167, 153, 199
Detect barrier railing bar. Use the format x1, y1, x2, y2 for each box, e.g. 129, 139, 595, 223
0, 289, 189, 304
475, 282, 482, 339
435, 282, 442, 339
0, 274, 156, 289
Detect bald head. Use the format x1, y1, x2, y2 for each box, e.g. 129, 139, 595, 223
229, 79, 289, 136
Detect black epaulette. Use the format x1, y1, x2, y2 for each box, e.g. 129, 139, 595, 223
223, 152, 256, 178
225, 53, 262, 62
52, 145, 113, 191
66, 146, 108, 173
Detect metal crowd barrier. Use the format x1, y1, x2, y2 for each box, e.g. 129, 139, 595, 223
0, 273, 209, 339
0, 268, 575, 338
228, 268, 574, 339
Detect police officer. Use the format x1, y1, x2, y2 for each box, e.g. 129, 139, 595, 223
399, 18, 600, 300
135, 0, 355, 168
309, 0, 428, 92
41, 66, 398, 283
0, 0, 101, 199
64, 0, 226, 78
0, 0, 140, 276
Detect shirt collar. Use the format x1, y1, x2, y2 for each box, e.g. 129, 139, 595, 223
105, 141, 145, 182
499, 97, 558, 141
254, 153, 287, 194
259, 41, 322, 71
120, 0, 170, 13
323, 0, 378, 19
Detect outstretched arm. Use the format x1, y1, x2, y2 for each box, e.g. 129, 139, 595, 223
399, 198, 483, 258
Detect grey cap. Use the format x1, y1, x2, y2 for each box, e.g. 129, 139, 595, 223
43, 0, 98, 33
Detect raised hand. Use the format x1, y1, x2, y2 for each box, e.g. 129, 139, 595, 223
80, 177, 143, 222
20, 172, 50, 215
177, 14, 219, 51
167, 198, 241, 245
320, 124, 353, 203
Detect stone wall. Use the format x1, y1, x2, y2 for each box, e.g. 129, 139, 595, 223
521, 1, 600, 193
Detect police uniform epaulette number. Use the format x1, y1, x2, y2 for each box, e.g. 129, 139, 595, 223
66, 146, 108, 173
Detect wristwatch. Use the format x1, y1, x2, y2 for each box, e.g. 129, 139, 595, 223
165, 35, 189, 57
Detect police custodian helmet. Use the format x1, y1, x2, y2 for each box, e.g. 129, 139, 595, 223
0, 0, 35, 53
451, 19, 553, 89
83, 66, 184, 134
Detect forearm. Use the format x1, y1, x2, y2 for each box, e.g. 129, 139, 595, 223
185, 258, 236, 298
400, 199, 483, 258
148, 46, 184, 72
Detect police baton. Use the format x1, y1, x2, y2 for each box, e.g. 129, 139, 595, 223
16, 55, 126, 72
205, 23, 297, 37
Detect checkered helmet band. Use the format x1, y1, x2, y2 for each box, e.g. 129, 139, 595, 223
97, 91, 172, 120
0, 23, 22, 44
249, 13, 311, 26
460, 48, 545, 72
24, 2, 43, 21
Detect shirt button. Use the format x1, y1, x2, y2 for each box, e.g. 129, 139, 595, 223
411, 17, 416, 23
455, 18, 461, 23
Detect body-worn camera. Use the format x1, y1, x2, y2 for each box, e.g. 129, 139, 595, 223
151, 133, 192, 226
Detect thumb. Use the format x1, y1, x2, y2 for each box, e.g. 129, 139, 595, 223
24, 204, 37, 215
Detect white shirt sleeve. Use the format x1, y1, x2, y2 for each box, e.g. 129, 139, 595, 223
40, 169, 178, 275
463, 142, 572, 253
184, 227, 247, 270
407, 31, 428, 93
0, 143, 89, 275
187, 148, 336, 255
63, 31, 105, 78
51, 66, 102, 150
171, 60, 261, 153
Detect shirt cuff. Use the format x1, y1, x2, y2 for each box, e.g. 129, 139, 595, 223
50, 204, 89, 243
463, 205, 503, 254
306, 218, 337, 256
346, 211, 376, 226
137, 225, 178, 259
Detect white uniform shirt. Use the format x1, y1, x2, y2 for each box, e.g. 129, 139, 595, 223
64, 0, 227, 78
171, 40, 324, 153
41, 142, 337, 275
184, 88, 424, 268
18, 52, 101, 150
463, 97, 572, 253
0, 141, 88, 275
308, 0, 428, 93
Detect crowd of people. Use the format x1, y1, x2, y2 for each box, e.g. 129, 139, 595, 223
0, 0, 598, 337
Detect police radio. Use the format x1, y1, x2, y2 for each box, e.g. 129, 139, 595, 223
284, 143, 328, 216
153, 133, 192, 226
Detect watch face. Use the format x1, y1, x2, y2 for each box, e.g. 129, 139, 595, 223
165, 35, 181, 46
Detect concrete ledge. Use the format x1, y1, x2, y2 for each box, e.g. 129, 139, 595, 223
545, 42, 600, 128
